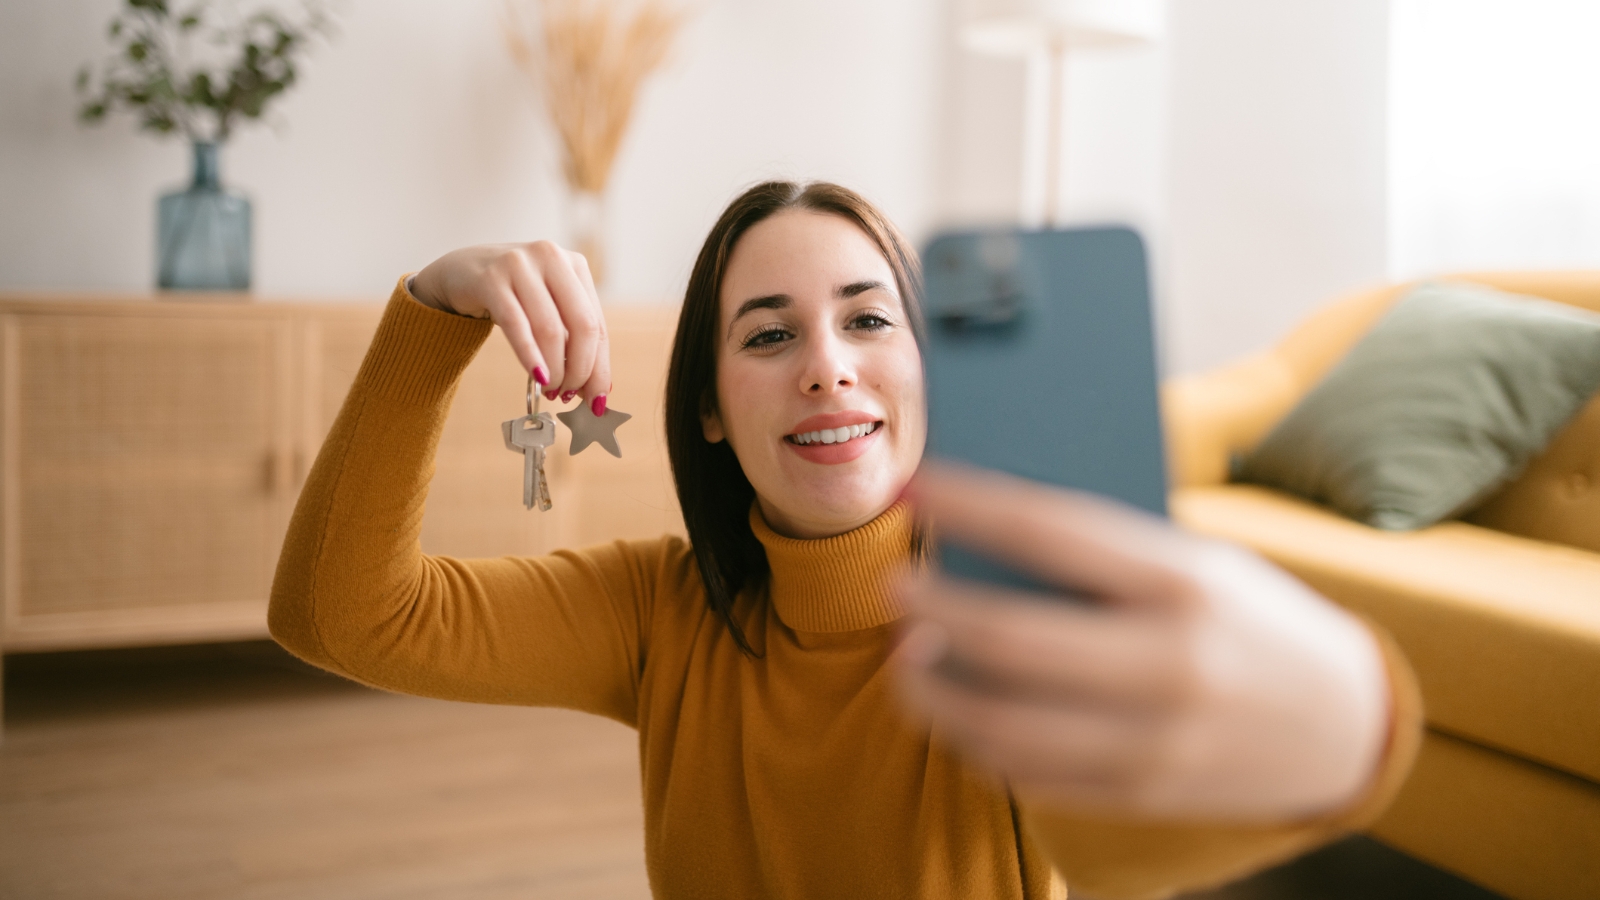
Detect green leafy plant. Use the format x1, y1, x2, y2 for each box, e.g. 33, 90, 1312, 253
76, 0, 333, 143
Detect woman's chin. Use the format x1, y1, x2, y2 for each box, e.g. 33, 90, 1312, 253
763, 476, 902, 537
752, 438, 914, 537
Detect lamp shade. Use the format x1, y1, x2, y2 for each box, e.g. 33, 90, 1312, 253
962, 0, 1162, 56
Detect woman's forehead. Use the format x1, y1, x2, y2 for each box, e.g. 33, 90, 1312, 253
719, 210, 898, 313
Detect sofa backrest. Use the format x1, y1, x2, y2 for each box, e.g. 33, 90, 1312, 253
1269, 272, 1600, 554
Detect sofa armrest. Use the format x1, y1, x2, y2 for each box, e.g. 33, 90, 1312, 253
1175, 484, 1600, 786
1162, 353, 1302, 488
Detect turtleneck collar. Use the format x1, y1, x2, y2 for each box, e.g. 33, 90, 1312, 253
749, 500, 916, 633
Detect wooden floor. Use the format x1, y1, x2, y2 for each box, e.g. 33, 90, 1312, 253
1, 641, 1502, 900
1, 642, 650, 900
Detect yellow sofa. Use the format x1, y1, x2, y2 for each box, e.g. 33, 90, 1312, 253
1163, 272, 1600, 900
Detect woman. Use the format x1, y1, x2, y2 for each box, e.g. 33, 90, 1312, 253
270, 181, 1419, 899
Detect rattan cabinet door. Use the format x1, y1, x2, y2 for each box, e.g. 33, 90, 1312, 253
1, 312, 293, 650
299, 310, 380, 446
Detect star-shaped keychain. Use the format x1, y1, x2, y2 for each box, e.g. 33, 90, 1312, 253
557, 403, 633, 457
504, 372, 634, 513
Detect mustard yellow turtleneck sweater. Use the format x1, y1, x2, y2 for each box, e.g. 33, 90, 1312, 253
269, 282, 1422, 900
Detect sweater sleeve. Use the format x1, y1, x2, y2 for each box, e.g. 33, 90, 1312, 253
1023, 626, 1424, 900
269, 278, 679, 726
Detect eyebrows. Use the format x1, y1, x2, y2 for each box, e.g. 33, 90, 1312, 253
727, 280, 893, 335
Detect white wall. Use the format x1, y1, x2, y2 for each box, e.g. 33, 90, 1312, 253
1390, 0, 1600, 279
0, 0, 942, 302
1056, 48, 1166, 237
3, 1, 545, 297
2, 0, 1394, 376
935, 0, 1391, 376
936, 41, 1165, 230
1161, 0, 1390, 375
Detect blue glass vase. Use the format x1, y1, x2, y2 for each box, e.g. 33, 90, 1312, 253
158, 141, 252, 291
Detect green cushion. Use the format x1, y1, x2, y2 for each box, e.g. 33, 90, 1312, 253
1236, 281, 1600, 530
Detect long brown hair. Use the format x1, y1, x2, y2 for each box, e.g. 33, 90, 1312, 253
664, 181, 925, 655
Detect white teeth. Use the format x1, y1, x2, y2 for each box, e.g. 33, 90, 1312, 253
789, 422, 880, 445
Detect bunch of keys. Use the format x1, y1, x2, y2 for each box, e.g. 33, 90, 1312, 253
502, 372, 632, 511
502, 374, 556, 511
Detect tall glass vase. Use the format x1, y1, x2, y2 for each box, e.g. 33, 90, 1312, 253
158, 141, 252, 291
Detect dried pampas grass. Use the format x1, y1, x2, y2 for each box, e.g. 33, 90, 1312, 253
504, 0, 688, 195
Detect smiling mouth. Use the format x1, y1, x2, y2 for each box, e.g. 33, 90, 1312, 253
784, 421, 882, 446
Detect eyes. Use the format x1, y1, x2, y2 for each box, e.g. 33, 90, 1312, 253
738, 309, 897, 352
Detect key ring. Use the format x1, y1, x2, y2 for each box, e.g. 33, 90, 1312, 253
525, 371, 545, 427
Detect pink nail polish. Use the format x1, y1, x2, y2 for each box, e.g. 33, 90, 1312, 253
591, 394, 607, 417
544, 390, 559, 401
561, 391, 576, 403
532, 366, 549, 386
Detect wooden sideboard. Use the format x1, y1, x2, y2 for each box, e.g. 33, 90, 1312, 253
0, 294, 685, 661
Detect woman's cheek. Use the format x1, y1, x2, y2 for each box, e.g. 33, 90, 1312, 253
895, 356, 929, 449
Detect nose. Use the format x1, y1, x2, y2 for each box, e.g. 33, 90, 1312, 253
798, 332, 856, 396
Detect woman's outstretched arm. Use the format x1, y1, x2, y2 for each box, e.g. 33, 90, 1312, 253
895, 463, 1423, 898
270, 263, 684, 725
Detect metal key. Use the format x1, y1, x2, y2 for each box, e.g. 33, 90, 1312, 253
502, 412, 555, 511
502, 370, 558, 511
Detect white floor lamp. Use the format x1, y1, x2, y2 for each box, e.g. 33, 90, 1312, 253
962, 0, 1161, 227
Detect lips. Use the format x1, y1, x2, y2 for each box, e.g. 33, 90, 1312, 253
783, 411, 881, 444
788, 421, 878, 445
782, 411, 884, 464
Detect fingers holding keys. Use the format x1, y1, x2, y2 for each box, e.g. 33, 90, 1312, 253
409, 241, 613, 411
543, 245, 610, 411
505, 247, 569, 389
508, 241, 602, 400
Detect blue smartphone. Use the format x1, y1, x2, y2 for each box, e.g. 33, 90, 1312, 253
920, 226, 1167, 591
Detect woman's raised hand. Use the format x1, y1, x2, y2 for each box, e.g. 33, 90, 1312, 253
410, 242, 611, 411
896, 463, 1393, 824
